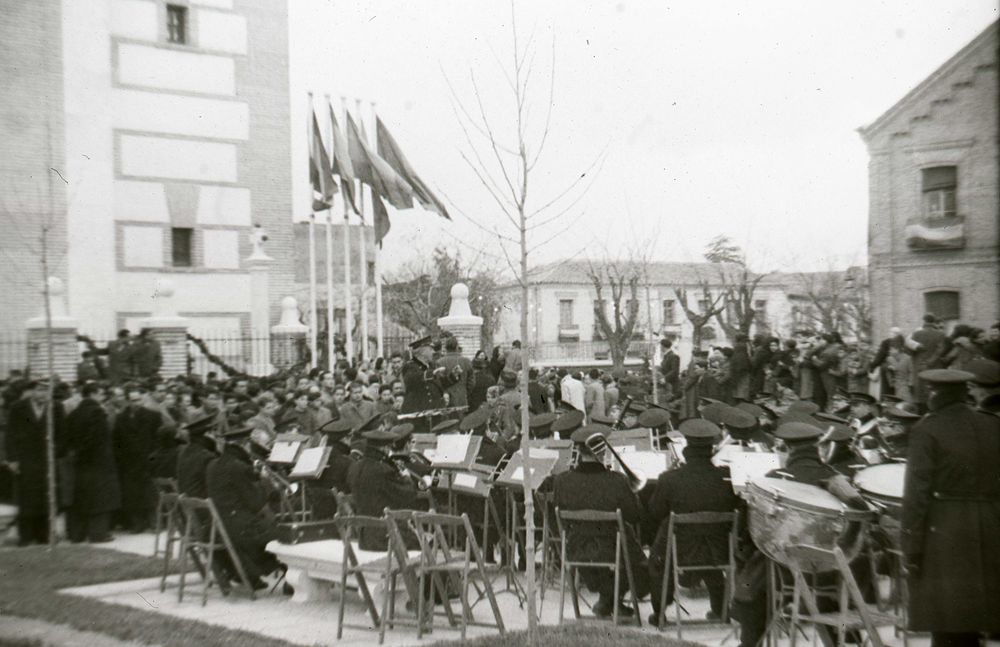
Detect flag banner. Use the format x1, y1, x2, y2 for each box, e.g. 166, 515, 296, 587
372, 188, 391, 245
346, 113, 414, 210
376, 116, 450, 220
309, 110, 336, 211
328, 103, 359, 214
905, 217, 965, 250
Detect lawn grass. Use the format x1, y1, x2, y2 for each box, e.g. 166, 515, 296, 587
0, 545, 301, 647
428, 624, 705, 647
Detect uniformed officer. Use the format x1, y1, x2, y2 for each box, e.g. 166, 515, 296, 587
549, 409, 584, 440
550, 423, 650, 618
528, 412, 557, 440
646, 418, 743, 626
813, 412, 859, 475
719, 406, 772, 448
401, 336, 462, 433
902, 369, 1000, 647
307, 418, 355, 518
966, 358, 1000, 414
458, 408, 506, 466
879, 404, 921, 458
176, 413, 220, 498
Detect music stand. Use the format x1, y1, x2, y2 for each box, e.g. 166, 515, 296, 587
287, 446, 332, 522
268, 432, 310, 465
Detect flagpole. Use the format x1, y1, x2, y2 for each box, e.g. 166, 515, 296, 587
356, 98, 370, 364
340, 96, 355, 365
307, 93, 318, 369
371, 101, 384, 359
323, 93, 336, 373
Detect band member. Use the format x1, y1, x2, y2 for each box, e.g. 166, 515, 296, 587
967, 358, 1000, 414
316, 418, 355, 494
549, 409, 584, 440
206, 424, 281, 590
813, 413, 858, 475
902, 369, 1000, 647
401, 337, 462, 433
346, 428, 426, 550
719, 406, 771, 447
176, 414, 220, 498
528, 412, 557, 440
551, 423, 650, 618
879, 404, 920, 457
647, 418, 743, 626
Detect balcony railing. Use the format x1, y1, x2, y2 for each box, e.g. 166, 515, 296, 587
529, 340, 656, 363
905, 215, 965, 250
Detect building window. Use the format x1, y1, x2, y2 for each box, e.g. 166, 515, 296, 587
171, 227, 193, 267
662, 299, 676, 325
754, 299, 768, 325
924, 290, 960, 323
921, 166, 957, 218
367, 261, 376, 286
558, 299, 574, 327
166, 4, 188, 44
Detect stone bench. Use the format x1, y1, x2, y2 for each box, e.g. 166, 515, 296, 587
265, 539, 420, 605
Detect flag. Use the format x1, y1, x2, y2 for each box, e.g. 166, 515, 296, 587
372, 189, 391, 245
376, 116, 450, 220
328, 103, 358, 214
309, 110, 335, 211
346, 113, 414, 210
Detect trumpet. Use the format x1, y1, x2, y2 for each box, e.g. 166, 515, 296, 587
584, 433, 647, 493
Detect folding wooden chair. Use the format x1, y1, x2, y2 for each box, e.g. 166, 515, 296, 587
158, 491, 199, 593
555, 507, 642, 627
175, 496, 255, 606
785, 544, 902, 647
153, 477, 179, 557
536, 490, 562, 605
655, 510, 740, 638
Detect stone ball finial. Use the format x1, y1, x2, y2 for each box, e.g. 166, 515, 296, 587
446, 282, 473, 318
451, 283, 469, 300
47, 276, 65, 297
273, 295, 309, 333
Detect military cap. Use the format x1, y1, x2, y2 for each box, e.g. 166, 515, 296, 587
778, 411, 820, 427
678, 418, 722, 439
318, 418, 353, 436
590, 412, 617, 426
966, 359, 1000, 387
500, 370, 518, 388
183, 412, 218, 437
390, 423, 415, 440
636, 407, 670, 429
569, 423, 611, 444
884, 405, 921, 421
408, 336, 433, 350
699, 397, 725, 407
354, 413, 383, 435
529, 412, 557, 428
459, 408, 489, 432
848, 392, 877, 404
880, 394, 903, 404
220, 423, 254, 440
787, 400, 821, 415
736, 402, 766, 419
720, 406, 756, 430
774, 421, 823, 441
551, 410, 585, 433
431, 419, 460, 434
362, 429, 399, 444
700, 402, 728, 424
814, 412, 849, 425
918, 369, 975, 384
816, 419, 852, 442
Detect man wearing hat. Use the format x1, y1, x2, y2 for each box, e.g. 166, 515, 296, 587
346, 428, 426, 551
967, 358, 1000, 414
550, 424, 650, 618
177, 413, 220, 499
550, 409, 584, 440
64, 382, 120, 544
206, 424, 281, 590
880, 404, 921, 458
659, 338, 681, 402
720, 406, 771, 448
307, 418, 356, 517
458, 408, 506, 466
902, 369, 1000, 646
401, 337, 461, 433
646, 419, 742, 626
906, 314, 946, 411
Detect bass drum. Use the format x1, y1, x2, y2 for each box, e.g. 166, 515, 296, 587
853, 463, 905, 519
746, 477, 874, 570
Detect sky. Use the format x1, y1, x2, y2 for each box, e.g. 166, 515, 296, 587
287, 1, 998, 276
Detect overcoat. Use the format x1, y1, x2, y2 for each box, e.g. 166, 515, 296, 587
346, 447, 424, 550
400, 358, 458, 414
177, 436, 218, 498
65, 398, 121, 515
5, 399, 65, 515
113, 405, 161, 515
902, 400, 1000, 631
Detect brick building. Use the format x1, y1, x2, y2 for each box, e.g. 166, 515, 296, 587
859, 21, 999, 338
0, 0, 296, 341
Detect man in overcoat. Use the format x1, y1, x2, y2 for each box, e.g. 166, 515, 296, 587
646, 418, 743, 625
437, 336, 472, 408
65, 383, 120, 542
5, 380, 65, 544
902, 369, 1000, 647
113, 384, 161, 532
401, 337, 460, 432
176, 413, 220, 499
906, 314, 946, 410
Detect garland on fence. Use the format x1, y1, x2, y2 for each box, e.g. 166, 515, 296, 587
185, 333, 243, 378
75, 334, 101, 356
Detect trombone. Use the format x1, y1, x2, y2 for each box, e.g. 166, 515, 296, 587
583, 433, 647, 493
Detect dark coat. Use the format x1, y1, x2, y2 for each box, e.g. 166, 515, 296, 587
902, 400, 1000, 631
177, 436, 218, 498
467, 369, 493, 413
131, 337, 162, 378
346, 447, 424, 551
646, 444, 743, 570
113, 405, 161, 514
65, 398, 121, 515
400, 358, 458, 414
908, 324, 946, 403
438, 352, 473, 408
106, 338, 133, 382
206, 444, 279, 580
5, 399, 65, 516
660, 351, 680, 392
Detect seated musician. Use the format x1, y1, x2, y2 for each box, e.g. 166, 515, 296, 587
459, 408, 506, 466
551, 423, 650, 618
813, 413, 859, 475
346, 427, 427, 551
549, 409, 584, 441
401, 336, 462, 433
646, 418, 743, 626
205, 423, 282, 591
732, 420, 869, 647
879, 404, 921, 457
968, 357, 1000, 414
721, 404, 773, 448
177, 413, 220, 498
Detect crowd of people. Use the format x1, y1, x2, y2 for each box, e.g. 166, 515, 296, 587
0, 315, 997, 646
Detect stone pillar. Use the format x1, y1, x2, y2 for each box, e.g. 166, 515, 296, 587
437, 283, 483, 359
26, 277, 79, 381
246, 247, 275, 376
139, 278, 190, 379
271, 296, 309, 369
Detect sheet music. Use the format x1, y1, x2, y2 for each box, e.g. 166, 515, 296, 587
511, 467, 525, 481
435, 434, 471, 464
712, 443, 745, 466
618, 451, 669, 478
523, 447, 560, 459
729, 452, 782, 489
269, 441, 301, 464
290, 447, 327, 478
453, 473, 478, 489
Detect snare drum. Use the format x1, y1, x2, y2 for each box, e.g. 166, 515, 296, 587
853, 463, 905, 518
746, 476, 874, 570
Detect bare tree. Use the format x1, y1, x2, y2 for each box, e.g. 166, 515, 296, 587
587, 260, 642, 371
703, 235, 769, 341
675, 281, 727, 350
792, 268, 870, 340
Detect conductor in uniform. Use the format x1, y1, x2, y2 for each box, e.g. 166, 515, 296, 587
902, 369, 1000, 647
401, 337, 462, 433
646, 418, 743, 626
551, 423, 650, 619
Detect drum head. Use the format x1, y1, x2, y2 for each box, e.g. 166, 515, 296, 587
749, 476, 858, 517
854, 464, 905, 500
